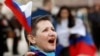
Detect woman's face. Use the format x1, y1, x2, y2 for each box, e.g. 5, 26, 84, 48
34, 20, 57, 52
60, 9, 69, 19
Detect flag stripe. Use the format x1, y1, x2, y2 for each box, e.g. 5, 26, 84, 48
69, 32, 96, 56
5, 0, 31, 33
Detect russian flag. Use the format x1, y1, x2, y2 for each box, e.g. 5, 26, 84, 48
4, 0, 32, 33
69, 32, 96, 56
69, 19, 96, 56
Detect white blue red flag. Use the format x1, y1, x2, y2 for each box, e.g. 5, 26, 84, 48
5, 0, 32, 33
69, 19, 96, 56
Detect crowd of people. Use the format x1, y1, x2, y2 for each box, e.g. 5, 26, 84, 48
0, 0, 100, 56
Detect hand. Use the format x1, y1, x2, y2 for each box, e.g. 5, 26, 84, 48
25, 52, 35, 56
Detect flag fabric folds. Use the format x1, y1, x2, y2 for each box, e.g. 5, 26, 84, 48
69, 32, 96, 56
69, 19, 96, 56
5, 0, 32, 33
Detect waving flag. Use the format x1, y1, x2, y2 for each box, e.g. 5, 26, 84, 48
69, 19, 96, 56
69, 32, 96, 56
4, 0, 32, 33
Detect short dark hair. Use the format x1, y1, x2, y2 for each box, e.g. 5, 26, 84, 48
25, 15, 51, 45
31, 15, 51, 36
43, 0, 51, 6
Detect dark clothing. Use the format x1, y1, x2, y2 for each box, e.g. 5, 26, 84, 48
8, 17, 22, 55
60, 47, 69, 56
88, 11, 100, 50
0, 20, 8, 56
13, 37, 19, 54
56, 45, 69, 56
88, 11, 100, 24
32, 8, 56, 29
32, 8, 51, 17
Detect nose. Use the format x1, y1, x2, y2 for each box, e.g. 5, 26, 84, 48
48, 31, 56, 38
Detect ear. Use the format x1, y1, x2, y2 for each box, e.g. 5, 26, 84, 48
27, 34, 36, 44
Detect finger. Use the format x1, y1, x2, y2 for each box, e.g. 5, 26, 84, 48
25, 52, 35, 56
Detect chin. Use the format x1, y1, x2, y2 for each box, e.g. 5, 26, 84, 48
46, 46, 56, 52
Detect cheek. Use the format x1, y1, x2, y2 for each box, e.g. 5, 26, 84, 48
63, 13, 68, 17
35, 33, 49, 50
60, 13, 65, 17
36, 33, 48, 43
38, 33, 48, 38
53, 32, 57, 38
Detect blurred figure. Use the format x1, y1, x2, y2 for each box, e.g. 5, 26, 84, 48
88, 4, 100, 50
76, 7, 91, 33
56, 6, 96, 56
0, 3, 8, 56
32, 0, 53, 17
8, 16, 22, 55
6, 27, 15, 55
56, 6, 75, 56
32, 0, 56, 28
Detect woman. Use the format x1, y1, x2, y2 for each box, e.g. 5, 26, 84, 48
56, 6, 75, 56
56, 6, 96, 56
25, 15, 57, 56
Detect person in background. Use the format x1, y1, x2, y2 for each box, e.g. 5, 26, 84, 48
8, 16, 22, 55
32, 0, 52, 17
56, 6, 96, 56
55, 6, 75, 56
88, 4, 100, 51
0, 3, 8, 56
25, 15, 57, 56
32, 0, 56, 28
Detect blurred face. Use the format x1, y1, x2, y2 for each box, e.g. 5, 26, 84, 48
60, 9, 69, 19
34, 20, 57, 52
48, 2, 53, 11
44, 1, 53, 11
95, 5, 100, 11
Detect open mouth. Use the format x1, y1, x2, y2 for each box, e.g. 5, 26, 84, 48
48, 39, 55, 44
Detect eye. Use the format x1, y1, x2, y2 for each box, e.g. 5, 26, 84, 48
43, 28, 48, 32
51, 28, 55, 31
